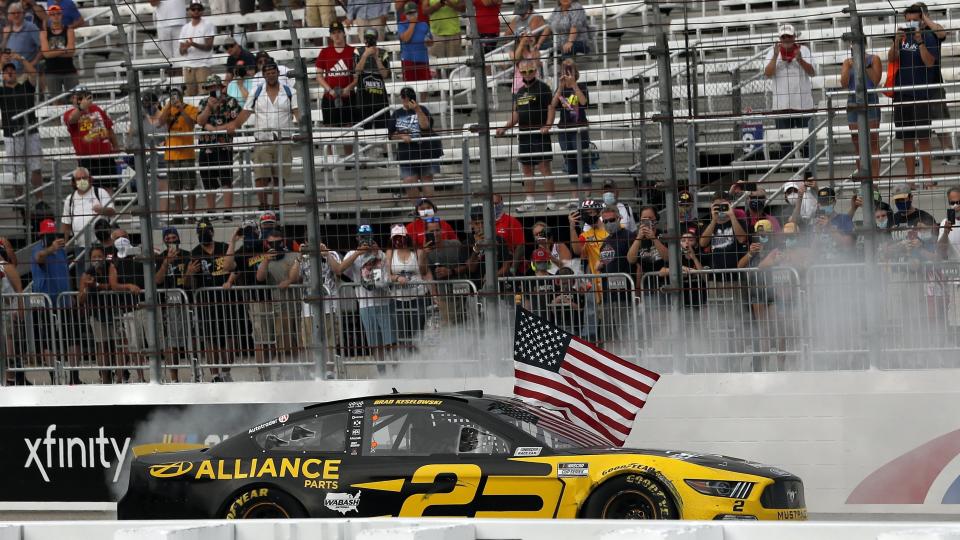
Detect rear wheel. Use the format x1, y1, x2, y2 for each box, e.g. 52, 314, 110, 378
222, 486, 307, 519
581, 475, 678, 519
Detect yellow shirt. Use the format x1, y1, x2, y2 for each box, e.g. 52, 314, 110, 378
578, 227, 610, 275
163, 104, 199, 162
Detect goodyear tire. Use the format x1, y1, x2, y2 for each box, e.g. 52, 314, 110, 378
222, 486, 307, 519
581, 475, 678, 519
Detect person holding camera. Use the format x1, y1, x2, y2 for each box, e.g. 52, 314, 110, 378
398, 1, 433, 89
223, 37, 255, 84
810, 186, 855, 259
198, 74, 242, 218
530, 220, 573, 274
627, 206, 668, 276
763, 24, 816, 159
890, 4, 941, 188
353, 28, 390, 129
912, 2, 955, 168
255, 229, 301, 378
389, 87, 441, 200
226, 60, 253, 101
63, 87, 120, 191
937, 187, 960, 260
385, 224, 432, 352
284, 240, 342, 379
31, 218, 72, 382
153, 226, 191, 383
158, 87, 199, 222
315, 21, 357, 155
699, 192, 749, 270
77, 245, 118, 384
189, 216, 239, 382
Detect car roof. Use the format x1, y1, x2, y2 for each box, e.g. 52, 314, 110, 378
303, 390, 496, 412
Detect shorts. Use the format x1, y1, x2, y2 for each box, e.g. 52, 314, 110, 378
893, 99, 933, 140
249, 302, 275, 345
253, 144, 294, 180
45, 71, 79, 98
359, 303, 397, 347
3, 133, 43, 177
399, 162, 439, 178
305, 0, 336, 27
161, 298, 187, 349
183, 66, 212, 96
351, 18, 386, 41
518, 131, 552, 164
402, 60, 432, 82
479, 32, 499, 54
320, 95, 356, 126
90, 317, 118, 345
167, 159, 198, 191
121, 308, 159, 353
845, 97, 881, 125
199, 150, 235, 189
300, 312, 339, 352
430, 35, 463, 58
78, 156, 119, 191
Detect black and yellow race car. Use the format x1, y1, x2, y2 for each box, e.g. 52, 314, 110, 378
118, 391, 806, 521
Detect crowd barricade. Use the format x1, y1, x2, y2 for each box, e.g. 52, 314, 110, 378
1, 293, 57, 384
639, 267, 804, 374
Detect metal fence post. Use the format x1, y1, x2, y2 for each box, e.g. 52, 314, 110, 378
731, 68, 742, 161
575, 128, 584, 200
826, 95, 835, 184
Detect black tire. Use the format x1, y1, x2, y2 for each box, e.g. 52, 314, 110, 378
222, 486, 308, 519
580, 475, 679, 520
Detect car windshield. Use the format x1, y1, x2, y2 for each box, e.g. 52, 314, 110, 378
487, 400, 610, 449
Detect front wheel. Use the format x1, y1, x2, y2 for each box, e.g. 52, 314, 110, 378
581, 475, 678, 519
222, 486, 307, 519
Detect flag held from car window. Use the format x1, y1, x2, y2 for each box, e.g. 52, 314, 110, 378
512, 306, 660, 447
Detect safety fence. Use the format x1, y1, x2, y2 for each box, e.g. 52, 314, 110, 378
4, 265, 960, 384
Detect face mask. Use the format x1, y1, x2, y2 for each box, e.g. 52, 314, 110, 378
524, 75, 536, 85
76, 179, 90, 192
90, 260, 104, 271
114, 237, 131, 251
757, 235, 769, 244
604, 222, 620, 234
895, 200, 911, 213
786, 193, 799, 205
494, 203, 505, 218
392, 237, 407, 249
749, 199, 766, 211
784, 237, 798, 248
602, 192, 616, 206
876, 218, 888, 229
199, 229, 214, 244
532, 263, 549, 273
919, 231, 934, 241
820, 204, 834, 215
716, 212, 731, 223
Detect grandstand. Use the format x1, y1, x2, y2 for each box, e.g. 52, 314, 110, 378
1, 0, 959, 384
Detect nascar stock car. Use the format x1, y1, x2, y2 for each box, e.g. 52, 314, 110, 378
118, 391, 806, 521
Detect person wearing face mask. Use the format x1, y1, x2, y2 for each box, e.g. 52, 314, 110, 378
521, 248, 558, 321
496, 59, 558, 213
61, 166, 116, 249
937, 187, 960, 259
77, 245, 119, 384
491, 193, 525, 273
811, 187, 856, 259
594, 181, 636, 234
568, 199, 607, 272
627, 205, 667, 277
257, 230, 303, 379
385, 224, 433, 352
594, 205, 632, 344
405, 198, 457, 248
153, 226, 190, 383
890, 184, 937, 244
108, 229, 150, 383
700, 192, 749, 270
783, 173, 819, 227
745, 187, 781, 232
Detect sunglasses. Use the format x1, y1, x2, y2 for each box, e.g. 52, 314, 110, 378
520, 69, 537, 75
950, 200, 960, 206
601, 218, 618, 224
423, 216, 440, 223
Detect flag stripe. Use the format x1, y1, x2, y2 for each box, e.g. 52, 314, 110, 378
569, 338, 659, 390
514, 368, 618, 442
561, 356, 649, 411
570, 336, 661, 382
504, 396, 611, 447
514, 384, 621, 444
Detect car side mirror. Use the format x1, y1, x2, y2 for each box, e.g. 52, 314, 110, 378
458, 426, 480, 453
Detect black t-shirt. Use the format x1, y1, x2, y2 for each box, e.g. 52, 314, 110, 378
157, 248, 191, 290
892, 208, 937, 241
0, 81, 37, 136
226, 48, 257, 73
110, 254, 149, 309
83, 260, 114, 322
705, 219, 748, 270
556, 82, 589, 128
596, 229, 633, 275
515, 79, 552, 129
232, 245, 267, 287
354, 47, 390, 106
191, 242, 232, 288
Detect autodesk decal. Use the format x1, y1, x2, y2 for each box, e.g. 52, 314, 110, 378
24, 424, 131, 484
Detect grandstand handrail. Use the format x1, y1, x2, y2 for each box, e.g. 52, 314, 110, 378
730, 46, 774, 94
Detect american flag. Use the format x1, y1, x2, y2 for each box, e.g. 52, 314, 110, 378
512, 306, 660, 447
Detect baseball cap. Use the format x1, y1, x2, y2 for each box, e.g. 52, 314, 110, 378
202, 74, 222, 88
259, 211, 278, 224
755, 219, 774, 233
390, 224, 408, 237
357, 224, 374, 235
817, 186, 836, 200
679, 190, 693, 205
72, 85, 90, 96
470, 205, 484, 221
513, 0, 531, 14
779, 23, 797, 36
403, 1, 419, 13
531, 248, 551, 262
223, 36, 237, 47
783, 181, 800, 193
399, 87, 417, 100
47, 4, 62, 12
261, 60, 279, 72
189, 1, 204, 8
891, 184, 912, 200
329, 21, 345, 33
196, 217, 213, 233
39, 218, 57, 234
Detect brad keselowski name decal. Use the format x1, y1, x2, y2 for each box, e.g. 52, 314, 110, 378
24, 424, 131, 483
149, 457, 342, 489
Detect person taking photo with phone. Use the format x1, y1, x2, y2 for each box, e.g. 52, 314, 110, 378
700, 192, 749, 270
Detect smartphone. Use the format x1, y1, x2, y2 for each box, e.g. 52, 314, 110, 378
949, 208, 956, 223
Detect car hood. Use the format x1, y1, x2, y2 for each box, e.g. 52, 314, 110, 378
557, 447, 798, 479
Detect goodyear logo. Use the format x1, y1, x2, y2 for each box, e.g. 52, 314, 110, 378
149, 457, 340, 489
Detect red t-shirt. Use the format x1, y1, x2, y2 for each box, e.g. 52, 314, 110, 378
474, 0, 501, 35
64, 105, 114, 157
406, 218, 458, 248
315, 45, 356, 90
495, 213, 524, 252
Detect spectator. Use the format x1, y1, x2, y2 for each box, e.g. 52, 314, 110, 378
126, 90, 162, 194
398, 2, 433, 91
745, 187, 781, 232
385, 224, 432, 351
223, 36, 255, 83
63, 86, 120, 191
492, 193, 524, 271
592, 204, 632, 345
699, 192, 749, 270
286, 240, 342, 379
60, 167, 115, 247
226, 59, 253, 100
654, 230, 706, 309
473, 0, 501, 54
157, 87, 199, 221
405, 197, 457, 248
253, 51, 293, 87
149, 0, 185, 64
626, 205, 667, 276
255, 228, 301, 378
595, 204, 633, 275
811, 186, 855, 258
548, 265, 584, 334
568, 198, 605, 273
551, 58, 592, 199
0, 232, 14, 266
530, 220, 573, 273
315, 21, 356, 155
597, 181, 636, 234
2, 2, 39, 74
353, 28, 390, 129
840, 45, 882, 179
507, 0, 546, 37
938, 186, 960, 259
44, 0, 84, 29
188, 216, 238, 381
889, 5, 940, 188
305, 0, 336, 30
197, 74, 242, 218
31, 218, 71, 382
40, 4, 77, 100
538, 0, 589, 56
153, 226, 190, 382
512, 29, 541, 95
0, 55, 42, 200
225, 217, 272, 380
678, 190, 703, 238
347, 0, 390, 43
422, 217, 468, 324
388, 86, 441, 200
227, 60, 299, 211
335, 224, 397, 374
496, 59, 556, 212
422, 0, 463, 73
178, 1, 214, 96
890, 184, 937, 242
108, 229, 150, 383
521, 247, 557, 320
738, 219, 787, 371
914, 2, 955, 167
763, 24, 816, 158
77, 244, 117, 384
0, 246, 23, 385
466, 206, 513, 280
785, 173, 819, 227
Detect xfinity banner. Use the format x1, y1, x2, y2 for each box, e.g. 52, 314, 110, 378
2, 404, 295, 501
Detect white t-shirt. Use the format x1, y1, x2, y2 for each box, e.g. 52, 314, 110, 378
765, 45, 816, 111
61, 187, 113, 247
939, 218, 960, 259
342, 250, 392, 309
243, 82, 299, 141
300, 250, 341, 316
178, 19, 215, 67
155, 0, 186, 29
